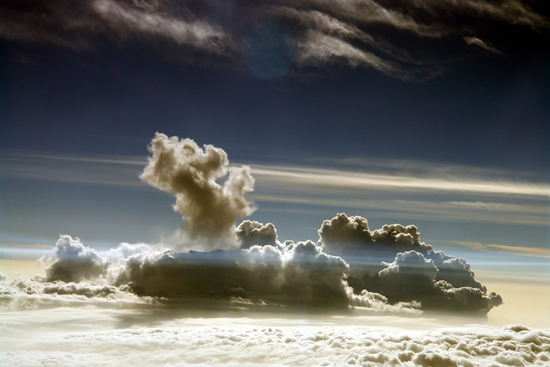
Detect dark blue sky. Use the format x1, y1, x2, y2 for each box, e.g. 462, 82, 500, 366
0, 0, 548, 256
1, 35, 548, 174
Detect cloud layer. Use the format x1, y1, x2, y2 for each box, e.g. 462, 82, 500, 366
1, 0, 547, 80
2, 321, 549, 367
1, 219, 500, 315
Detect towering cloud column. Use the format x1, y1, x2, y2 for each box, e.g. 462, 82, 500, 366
140, 133, 255, 249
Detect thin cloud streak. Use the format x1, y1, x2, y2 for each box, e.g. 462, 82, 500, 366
436, 240, 550, 260
486, 244, 550, 259
251, 165, 550, 197
2, 151, 549, 197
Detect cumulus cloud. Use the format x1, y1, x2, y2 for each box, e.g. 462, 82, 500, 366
2, 322, 549, 367
27, 234, 415, 313
35, 222, 500, 315
140, 133, 255, 249
236, 220, 279, 249
318, 213, 502, 314
1, 0, 547, 80
111, 238, 412, 311
374, 251, 502, 314
45, 235, 107, 283
318, 213, 431, 263
2, 134, 502, 315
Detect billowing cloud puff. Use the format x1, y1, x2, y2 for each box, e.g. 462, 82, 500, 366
318, 213, 432, 261
113, 239, 374, 309
45, 235, 107, 283
318, 213, 501, 314
140, 133, 255, 250
236, 220, 279, 249
32, 234, 416, 313
374, 251, 502, 314
1, 0, 547, 80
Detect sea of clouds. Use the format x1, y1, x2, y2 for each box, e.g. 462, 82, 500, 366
2, 316, 549, 367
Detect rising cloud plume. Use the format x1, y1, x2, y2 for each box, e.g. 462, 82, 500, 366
140, 133, 255, 249
1, 0, 547, 80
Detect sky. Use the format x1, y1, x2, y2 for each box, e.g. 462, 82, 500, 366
1, 1, 550, 366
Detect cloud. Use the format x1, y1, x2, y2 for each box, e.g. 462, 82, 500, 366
3, 322, 549, 367
91, 0, 228, 54
318, 213, 432, 261
464, 36, 502, 54
45, 235, 107, 283
2, 135, 506, 315
36, 214, 500, 315
0, 276, 151, 311
318, 213, 502, 314
449, 240, 550, 259
375, 250, 502, 314
111, 238, 415, 311
8, 234, 415, 314
236, 220, 279, 249
1, 0, 547, 80
250, 164, 550, 197
486, 244, 550, 259
140, 133, 255, 250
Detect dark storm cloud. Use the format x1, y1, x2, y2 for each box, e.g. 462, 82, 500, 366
1, 0, 547, 80
140, 133, 255, 249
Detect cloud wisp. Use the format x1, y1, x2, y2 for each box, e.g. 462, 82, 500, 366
250, 165, 550, 198
1, 0, 547, 80
464, 36, 502, 54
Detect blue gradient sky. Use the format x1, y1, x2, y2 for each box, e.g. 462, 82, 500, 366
0, 1, 549, 328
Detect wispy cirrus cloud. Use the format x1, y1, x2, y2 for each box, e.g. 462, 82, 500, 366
3, 151, 549, 196
251, 165, 550, 197
486, 243, 550, 258
2, 150, 548, 229
1, 0, 547, 80
464, 36, 502, 54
